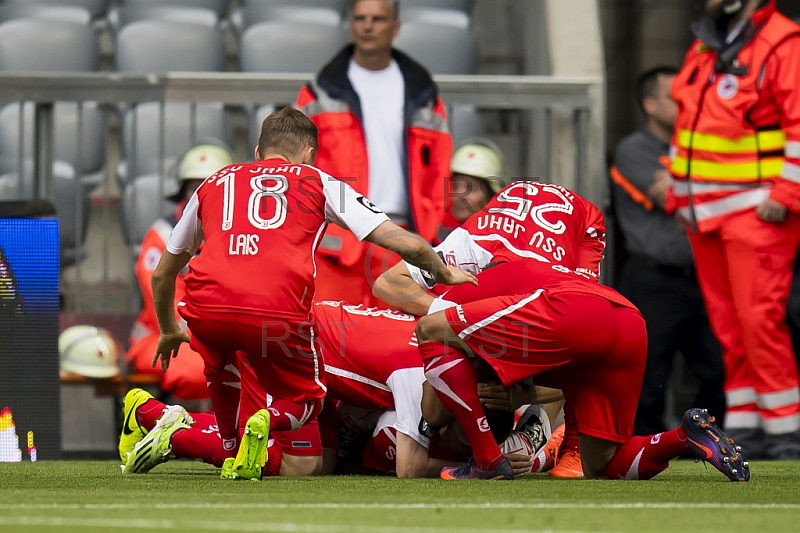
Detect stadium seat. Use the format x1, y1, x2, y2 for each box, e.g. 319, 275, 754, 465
0, 161, 90, 267
400, 0, 474, 13
107, 5, 219, 34
400, 8, 470, 29
117, 102, 229, 187
122, 0, 230, 19
121, 174, 178, 249
249, 104, 276, 157
0, 19, 98, 72
449, 105, 483, 147
231, 5, 341, 35
3, 0, 110, 19
242, 0, 347, 13
240, 21, 347, 73
115, 20, 228, 187
394, 22, 478, 74
0, 102, 106, 188
115, 20, 225, 73
0, 4, 92, 26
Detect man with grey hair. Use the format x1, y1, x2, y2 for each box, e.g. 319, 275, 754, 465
296, 0, 453, 306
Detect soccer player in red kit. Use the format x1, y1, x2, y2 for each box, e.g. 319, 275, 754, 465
143, 108, 476, 480
417, 259, 750, 482
374, 180, 605, 477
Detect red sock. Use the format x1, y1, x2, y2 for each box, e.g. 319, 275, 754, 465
606, 428, 688, 480
205, 367, 242, 454
170, 426, 231, 467
136, 399, 167, 431
263, 440, 283, 477
561, 403, 579, 456
189, 412, 218, 428
419, 342, 503, 470
267, 399, 322, 432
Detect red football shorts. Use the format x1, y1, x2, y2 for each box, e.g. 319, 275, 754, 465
236, 356, 322, 457
445, 290, 647, 443
180, 306, 326, 403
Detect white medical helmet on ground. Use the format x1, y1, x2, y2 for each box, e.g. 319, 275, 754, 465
59, 325, 121, 379
450, 138, 505, 193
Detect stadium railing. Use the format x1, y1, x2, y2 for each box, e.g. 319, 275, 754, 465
0, 71, 605, 314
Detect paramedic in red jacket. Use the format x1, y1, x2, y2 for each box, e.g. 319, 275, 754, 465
295, 0, 453, 306
667, 0, 800, 458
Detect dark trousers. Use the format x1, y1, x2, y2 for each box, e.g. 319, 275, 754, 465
618, 255, 726, 436
787, 247, 800, 372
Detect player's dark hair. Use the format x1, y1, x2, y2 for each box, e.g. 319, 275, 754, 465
483, 407, 515, 444
257, 107, 318, 161
349, 0, 399, 20
636, 66, 679, 113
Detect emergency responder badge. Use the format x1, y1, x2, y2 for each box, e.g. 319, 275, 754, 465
717, 74, 739, 100
143, 247, 161, 271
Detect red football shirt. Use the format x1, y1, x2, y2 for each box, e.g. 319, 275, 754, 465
312, 301, 428, 447
166, 159, 389, 322
408, 181, 606, 289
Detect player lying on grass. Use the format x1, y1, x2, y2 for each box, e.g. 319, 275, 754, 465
145, 108, 477, 480
374, 180, 605, 478
121, 300, 559, 477
417, 259, 750, 481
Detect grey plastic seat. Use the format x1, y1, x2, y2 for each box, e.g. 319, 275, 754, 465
240, 21, 347, 73
121, 174, 178, 248
394, 22, 478, 74
449, 105, 483, 147
400, 8, 470, 29
233, 5, 341, 34
115, 20, 227, 186
123, 0, 230, 18
0, 161, 90, 267
117, 102, 229, 186
249, 104, 276, 157
116, 20, 225, 72
0, 19, 98, 71
0, 102, 106, 187
243, 0, 347, 13
400, 0, 473, 13
4, 0, 110, 19
0, 4, 92, 25
108, 5, 219, 34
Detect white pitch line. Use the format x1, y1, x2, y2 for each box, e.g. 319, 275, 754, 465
0, 502, 798, 511
0, 516, 601, 533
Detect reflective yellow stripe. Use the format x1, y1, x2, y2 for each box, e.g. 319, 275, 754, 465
671, 156, 784, 180
677, 129, 786, 153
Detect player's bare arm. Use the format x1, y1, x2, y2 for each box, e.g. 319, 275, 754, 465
395, 432, 458, 479
151, 250, 192, 372
372, 261, 435, 316
363, 220, 478, 288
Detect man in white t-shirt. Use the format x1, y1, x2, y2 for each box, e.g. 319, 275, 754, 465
296, 0, 453, 306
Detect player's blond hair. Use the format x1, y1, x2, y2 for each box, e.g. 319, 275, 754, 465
257, 108, 318, 161
349, 0, 399, 20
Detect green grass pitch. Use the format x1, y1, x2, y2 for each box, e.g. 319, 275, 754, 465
1, 460, 800, 532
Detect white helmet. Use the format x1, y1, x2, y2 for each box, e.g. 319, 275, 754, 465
451, 138, 505, 193
59, 326, 121, 379
177, 143, 234, 182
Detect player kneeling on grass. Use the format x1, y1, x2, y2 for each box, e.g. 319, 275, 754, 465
123, 108, 477, 480
417, 259, 750, 481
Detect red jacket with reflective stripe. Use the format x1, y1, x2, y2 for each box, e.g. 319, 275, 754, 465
296, 45, 452, 266
667, 1, 800, 232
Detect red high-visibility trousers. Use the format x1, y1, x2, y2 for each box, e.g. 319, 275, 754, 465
689, 210, 800, 436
